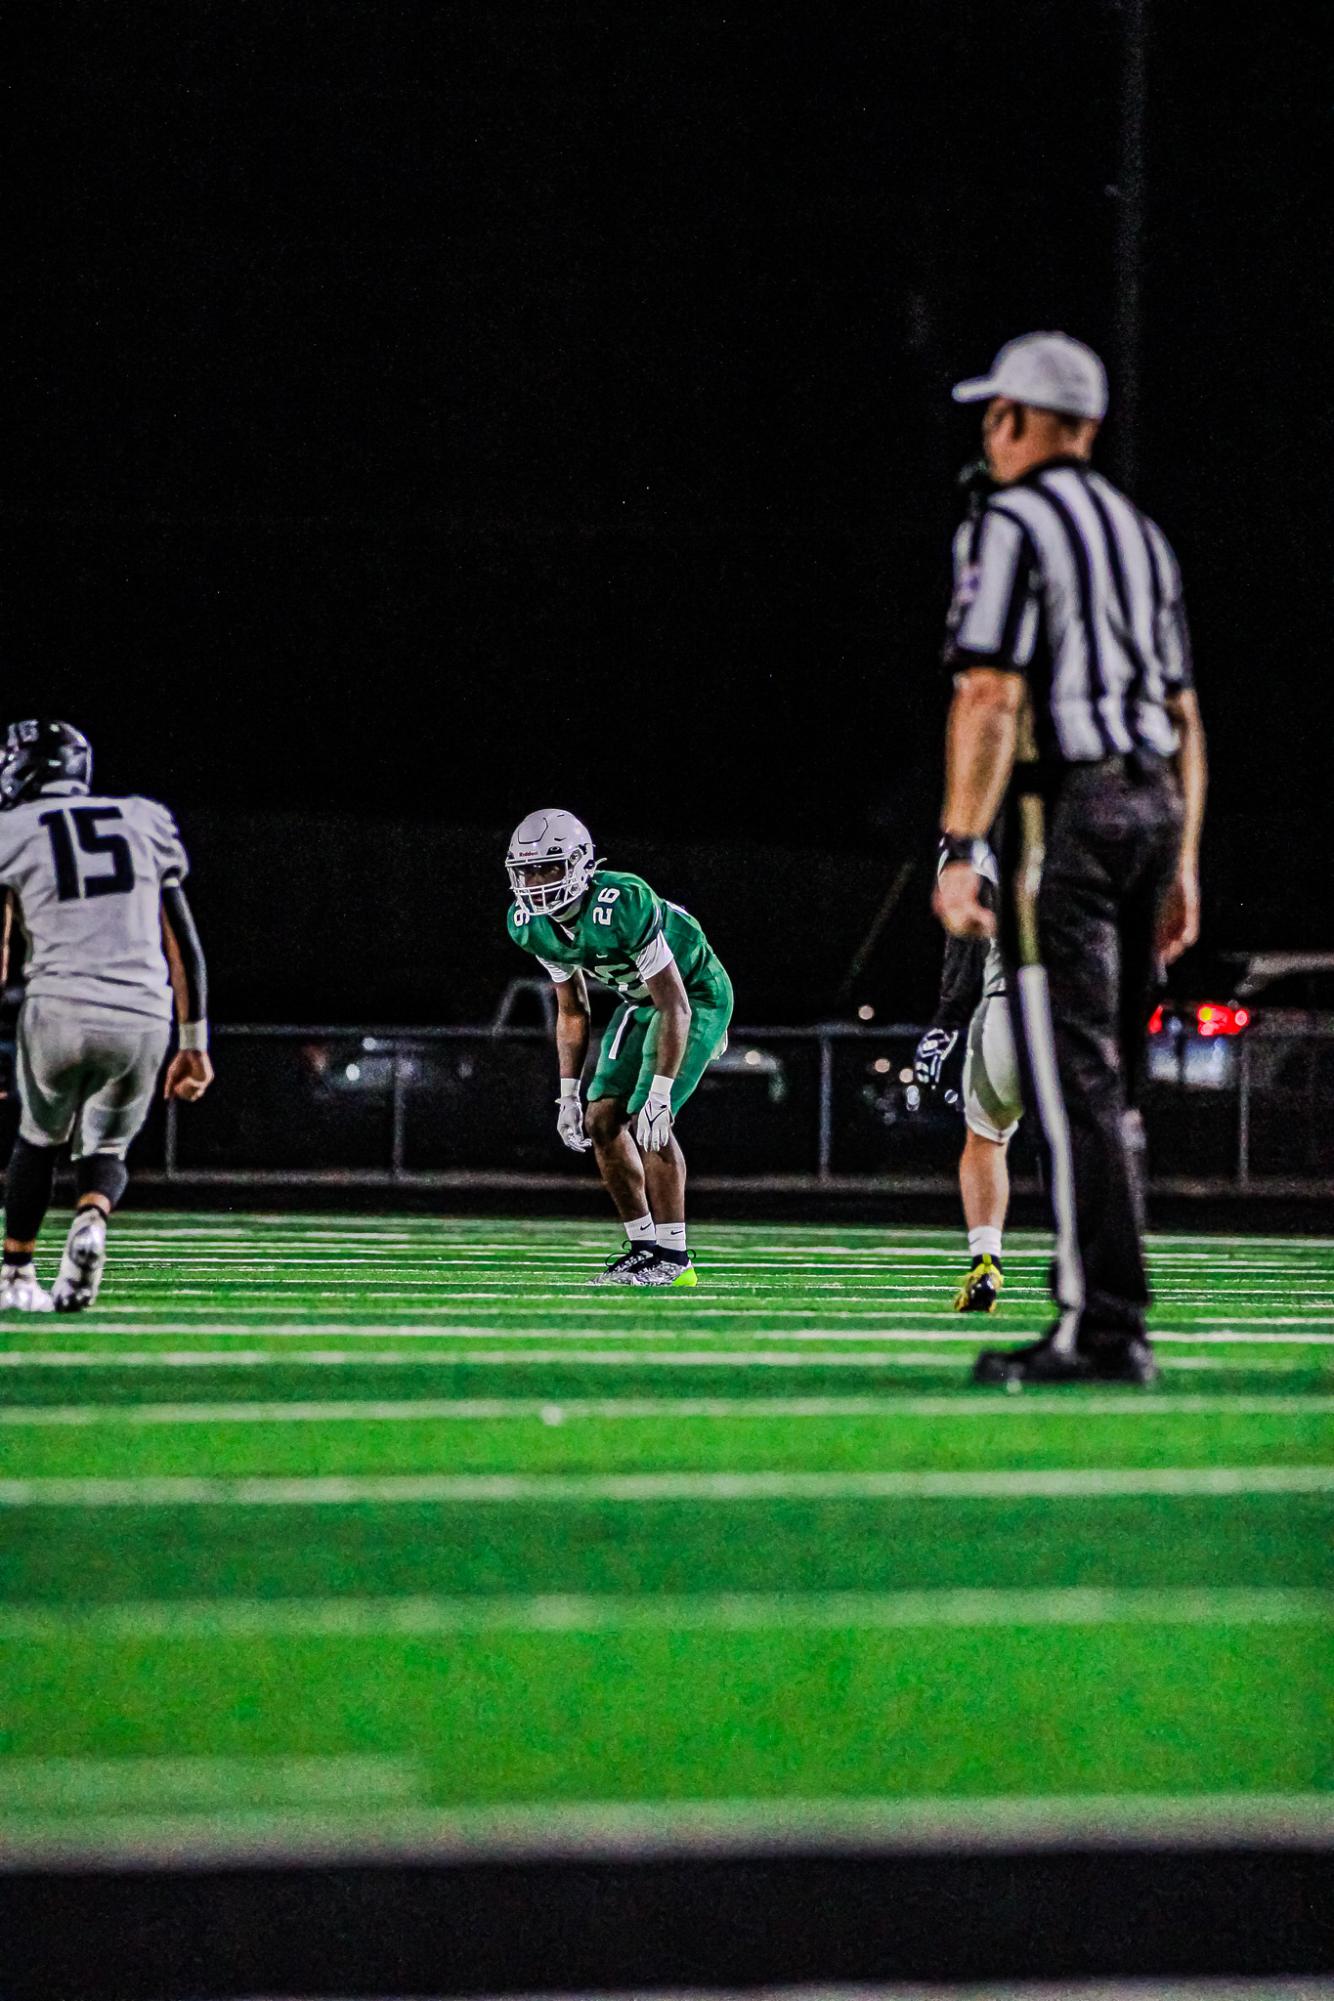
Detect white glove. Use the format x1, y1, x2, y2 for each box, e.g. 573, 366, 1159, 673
634, 1074, 675, 1154
555, 1081, 592, 1152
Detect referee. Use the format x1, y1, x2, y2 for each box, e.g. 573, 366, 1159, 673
934, 331, 1207, 1386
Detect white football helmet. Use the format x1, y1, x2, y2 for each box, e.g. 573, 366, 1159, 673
506, 808, 598, 917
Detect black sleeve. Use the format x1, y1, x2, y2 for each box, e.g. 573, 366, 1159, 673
929, 868, 998, 1028
162, 882, 208, 1021
932, 933, 988, 1029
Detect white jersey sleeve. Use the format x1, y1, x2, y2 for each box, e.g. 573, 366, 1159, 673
0, 791, 185, 1022
633, 931, 675, 981
143, 799, 189, 885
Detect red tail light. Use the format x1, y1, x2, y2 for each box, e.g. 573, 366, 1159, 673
1148, 1004, 1164, 1034
1197, 1002, 1250, 1037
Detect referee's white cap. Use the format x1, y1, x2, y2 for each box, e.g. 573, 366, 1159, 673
952, 331, 1108, 420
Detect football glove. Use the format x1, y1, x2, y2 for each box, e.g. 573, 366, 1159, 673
634, 1080, 675, 1154
555, 1091, 592, 1152
904, 1026, 965, 1113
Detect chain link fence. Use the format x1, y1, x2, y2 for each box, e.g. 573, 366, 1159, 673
94, 1020, 1334, 1194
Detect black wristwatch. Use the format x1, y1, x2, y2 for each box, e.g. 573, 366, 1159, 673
938, 832, 994, 872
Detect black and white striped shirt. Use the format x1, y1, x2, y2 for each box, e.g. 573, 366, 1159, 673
944, 455, 1193, 765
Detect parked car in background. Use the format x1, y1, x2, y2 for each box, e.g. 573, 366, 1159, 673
1147, 952, 1334, 1091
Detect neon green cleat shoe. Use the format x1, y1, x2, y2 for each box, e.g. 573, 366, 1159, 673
602, 1250, 698, 1288
953, 1254, 1003, 1313
590, 1245, 658, 1286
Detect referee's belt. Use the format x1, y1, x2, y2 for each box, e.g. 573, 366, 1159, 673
1013, 748, 1170, 796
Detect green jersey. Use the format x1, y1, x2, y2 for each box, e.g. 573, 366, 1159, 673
507, 869, 729, 1006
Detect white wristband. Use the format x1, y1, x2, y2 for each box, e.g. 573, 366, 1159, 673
179, 1020, 209, 1053
649, 1073, 675, 1100
558, 1077, 581, 1099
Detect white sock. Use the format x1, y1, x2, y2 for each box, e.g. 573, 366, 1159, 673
657, 1222, 687, 1254
625, 1214, 656, 1245
968, 1226, 1003, 1262
3, 1260, 36, 1278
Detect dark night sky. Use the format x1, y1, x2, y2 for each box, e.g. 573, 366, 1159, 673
4, 1, 1330, 1020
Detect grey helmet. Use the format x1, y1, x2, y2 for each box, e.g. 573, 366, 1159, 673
0, 719, 93, 807
506, 808, 597, 917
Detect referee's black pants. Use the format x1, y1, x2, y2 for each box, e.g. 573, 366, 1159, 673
1000, 756, 1182, 1346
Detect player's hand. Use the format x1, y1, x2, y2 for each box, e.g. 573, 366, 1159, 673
905, 1026, 964, 1112
1156, 868, 1200, 966
933, 862, 996, 941
164, 1050, 214, 1103
635, 1087, 674, 1154
555, 1092, 593, 1152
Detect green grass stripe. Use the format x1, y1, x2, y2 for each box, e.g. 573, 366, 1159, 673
5, 1492, 1326, 1603
2, 1623, 1325, 1805
2, 1404, 1332, 1483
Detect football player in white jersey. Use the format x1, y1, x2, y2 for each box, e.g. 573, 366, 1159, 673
908, 845, 1023, 1312
0, 720, 213, 1312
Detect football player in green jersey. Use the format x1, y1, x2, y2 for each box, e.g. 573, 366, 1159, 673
506, 808, 733, 1286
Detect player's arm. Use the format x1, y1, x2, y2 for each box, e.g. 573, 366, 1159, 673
160, 884, 214, 1102
554, 967, 591, 1078
540, 963, 593, 1153
0, 891, 16, 1100
935, 668, 1025, 939
644, 958, 692, 1077
634, 958, 692, 1153
0, 888, 12, 989
1157, 687, 1207, 964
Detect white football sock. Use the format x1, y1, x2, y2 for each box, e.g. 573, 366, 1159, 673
625, 1215, 656, 1244
968, 1226, 1003, 1262
657, 1222, 687, 1254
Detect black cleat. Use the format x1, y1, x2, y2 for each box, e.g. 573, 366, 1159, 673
953, 1254, 1004, 1313
972, 1337, 1095, 1387
972, 1330, 1158, 1388
1083, 1335, 1159, 1386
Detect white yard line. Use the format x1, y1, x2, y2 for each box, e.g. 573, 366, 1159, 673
0, 1348, 1321, 1374
0, 1585, 1327, 1641
1, 1464, 1330, 1508
0, 1754, 421, 1808
111, 1251, 1327, 1271
13, 1319, 1334, 1341
3, 1393, 1332, 1426
82, 1291, 1334, 1319
5, 1790, 1332, 1873
98, 1229, 1334, 1253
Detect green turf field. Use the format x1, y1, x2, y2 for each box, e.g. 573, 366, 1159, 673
1, 1213, 1330, 1856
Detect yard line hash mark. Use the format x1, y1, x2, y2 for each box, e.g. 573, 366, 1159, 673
2, 1465, 1331, 1508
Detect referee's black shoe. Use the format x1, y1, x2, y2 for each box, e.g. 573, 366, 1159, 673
972, 1328, 1158, 1388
